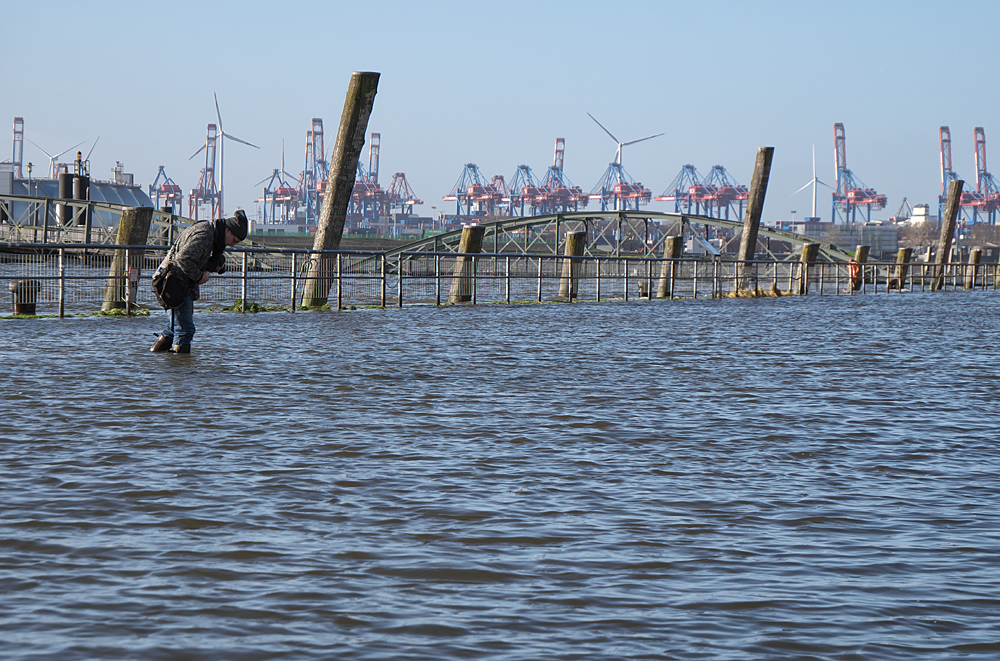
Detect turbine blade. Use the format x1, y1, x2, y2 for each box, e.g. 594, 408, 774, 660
816, 179, 834, 189
587, 113, 619, 144
223, 132, 259, 149
214, 92, 223, 130
85, 136, 100, 161
27, 138, 54, 158
189, 144, 206, 160
792, 181, 813, 195
255, 175, 272, 186
52, 141, 85, 160
622, 132, 664, 146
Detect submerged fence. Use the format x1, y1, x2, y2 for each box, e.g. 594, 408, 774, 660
2, 244, 998, 316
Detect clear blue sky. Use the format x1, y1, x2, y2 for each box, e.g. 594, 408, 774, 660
2, 0, 996, 223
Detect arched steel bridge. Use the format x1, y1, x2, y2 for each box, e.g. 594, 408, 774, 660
1, 194, 853, 262
387, 211, 854, 262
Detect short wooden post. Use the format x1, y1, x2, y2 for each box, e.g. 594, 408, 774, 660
736, 147, 774, 290
558, 230, 587, 301
852, 245, 870, 292
893, 247, 912, 291
797, 243, 819, 295
656, 235, 683, 299
965, 247, 982, 290
448, 224, 486, 303
101, 206, 153, 311
301, 71, 380, 307
932, 179, 964, 291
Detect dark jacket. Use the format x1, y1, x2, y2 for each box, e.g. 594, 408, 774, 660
157, 220, 226, 300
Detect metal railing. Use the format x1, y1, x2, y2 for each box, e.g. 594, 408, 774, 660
2, 243, 997, 317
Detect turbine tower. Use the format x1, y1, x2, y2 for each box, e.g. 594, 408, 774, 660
586, 113, 662, 211
213, 92, 259, 216
792, 144, 832, 220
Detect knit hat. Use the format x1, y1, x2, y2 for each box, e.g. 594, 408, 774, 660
225, 209, 248, 242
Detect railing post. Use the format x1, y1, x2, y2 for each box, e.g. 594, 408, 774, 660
290, 252, 297, 312
435, 253, 441, 306
595, 257, 601, 302
337, 252, 343, 311
536, 256, 542, 303
58, 247, 65, 318
398, 255, 404, 308
471, 256, 478, 305
624, 258, 629, 301
381, 253, 387, 307
505, 255, 511, 304
42, 199, 50, 244
241, 250, 248, 311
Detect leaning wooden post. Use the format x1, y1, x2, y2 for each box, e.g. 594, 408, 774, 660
736, 147, 774, 291
301, 71, 380, 307
932, 179, 964, 292
447, 224, 486, 303
798, 242, 819, 295
102, 206, 153, 311
965, 247, 982, 290
557, 230, 587, 301
894, 247, 913, 290
851, 244, 870, 291
655, 235, 683, 298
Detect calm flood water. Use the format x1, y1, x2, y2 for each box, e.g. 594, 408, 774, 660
2, 293, 999, 660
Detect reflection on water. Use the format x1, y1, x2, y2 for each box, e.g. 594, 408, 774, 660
2, 293, 1000, 659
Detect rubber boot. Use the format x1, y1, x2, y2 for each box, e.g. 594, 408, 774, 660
150, 334, 173, 352
171, 344, 191, 354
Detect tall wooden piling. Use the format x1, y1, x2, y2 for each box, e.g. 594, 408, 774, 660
656, 235, 683, 298
965, 247, 982, 290
798, 243, 819, 295
932, 179, 964, 292
102, 206, 153, 311
736, 147, 774, 289
448, 225, 486, 303
558, 230, 587, 301
301, 72, 380, 308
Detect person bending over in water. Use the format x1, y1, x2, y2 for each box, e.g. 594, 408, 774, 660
149, 210, 247, 354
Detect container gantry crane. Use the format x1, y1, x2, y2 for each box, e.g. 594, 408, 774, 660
538, 138, 588, 214
938, 126, 988, 224
831, 123, 887, 223
386, 173, 422, 216
507, 164, 545, 217
149, 165, 184, 216
655, 165, 704, 214
299, 118, 328, 225
974, 127, 1000, 224
443, 163, 503, 217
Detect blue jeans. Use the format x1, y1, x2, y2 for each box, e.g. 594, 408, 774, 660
161, 295, 196, 346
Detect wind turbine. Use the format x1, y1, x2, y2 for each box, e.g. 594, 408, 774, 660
27, 138, 85, 178
213, 92, 259, 216
792, 144, 832, 220
587, 112, 663, 183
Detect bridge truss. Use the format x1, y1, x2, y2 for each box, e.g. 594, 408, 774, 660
385, 211, 854, 262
